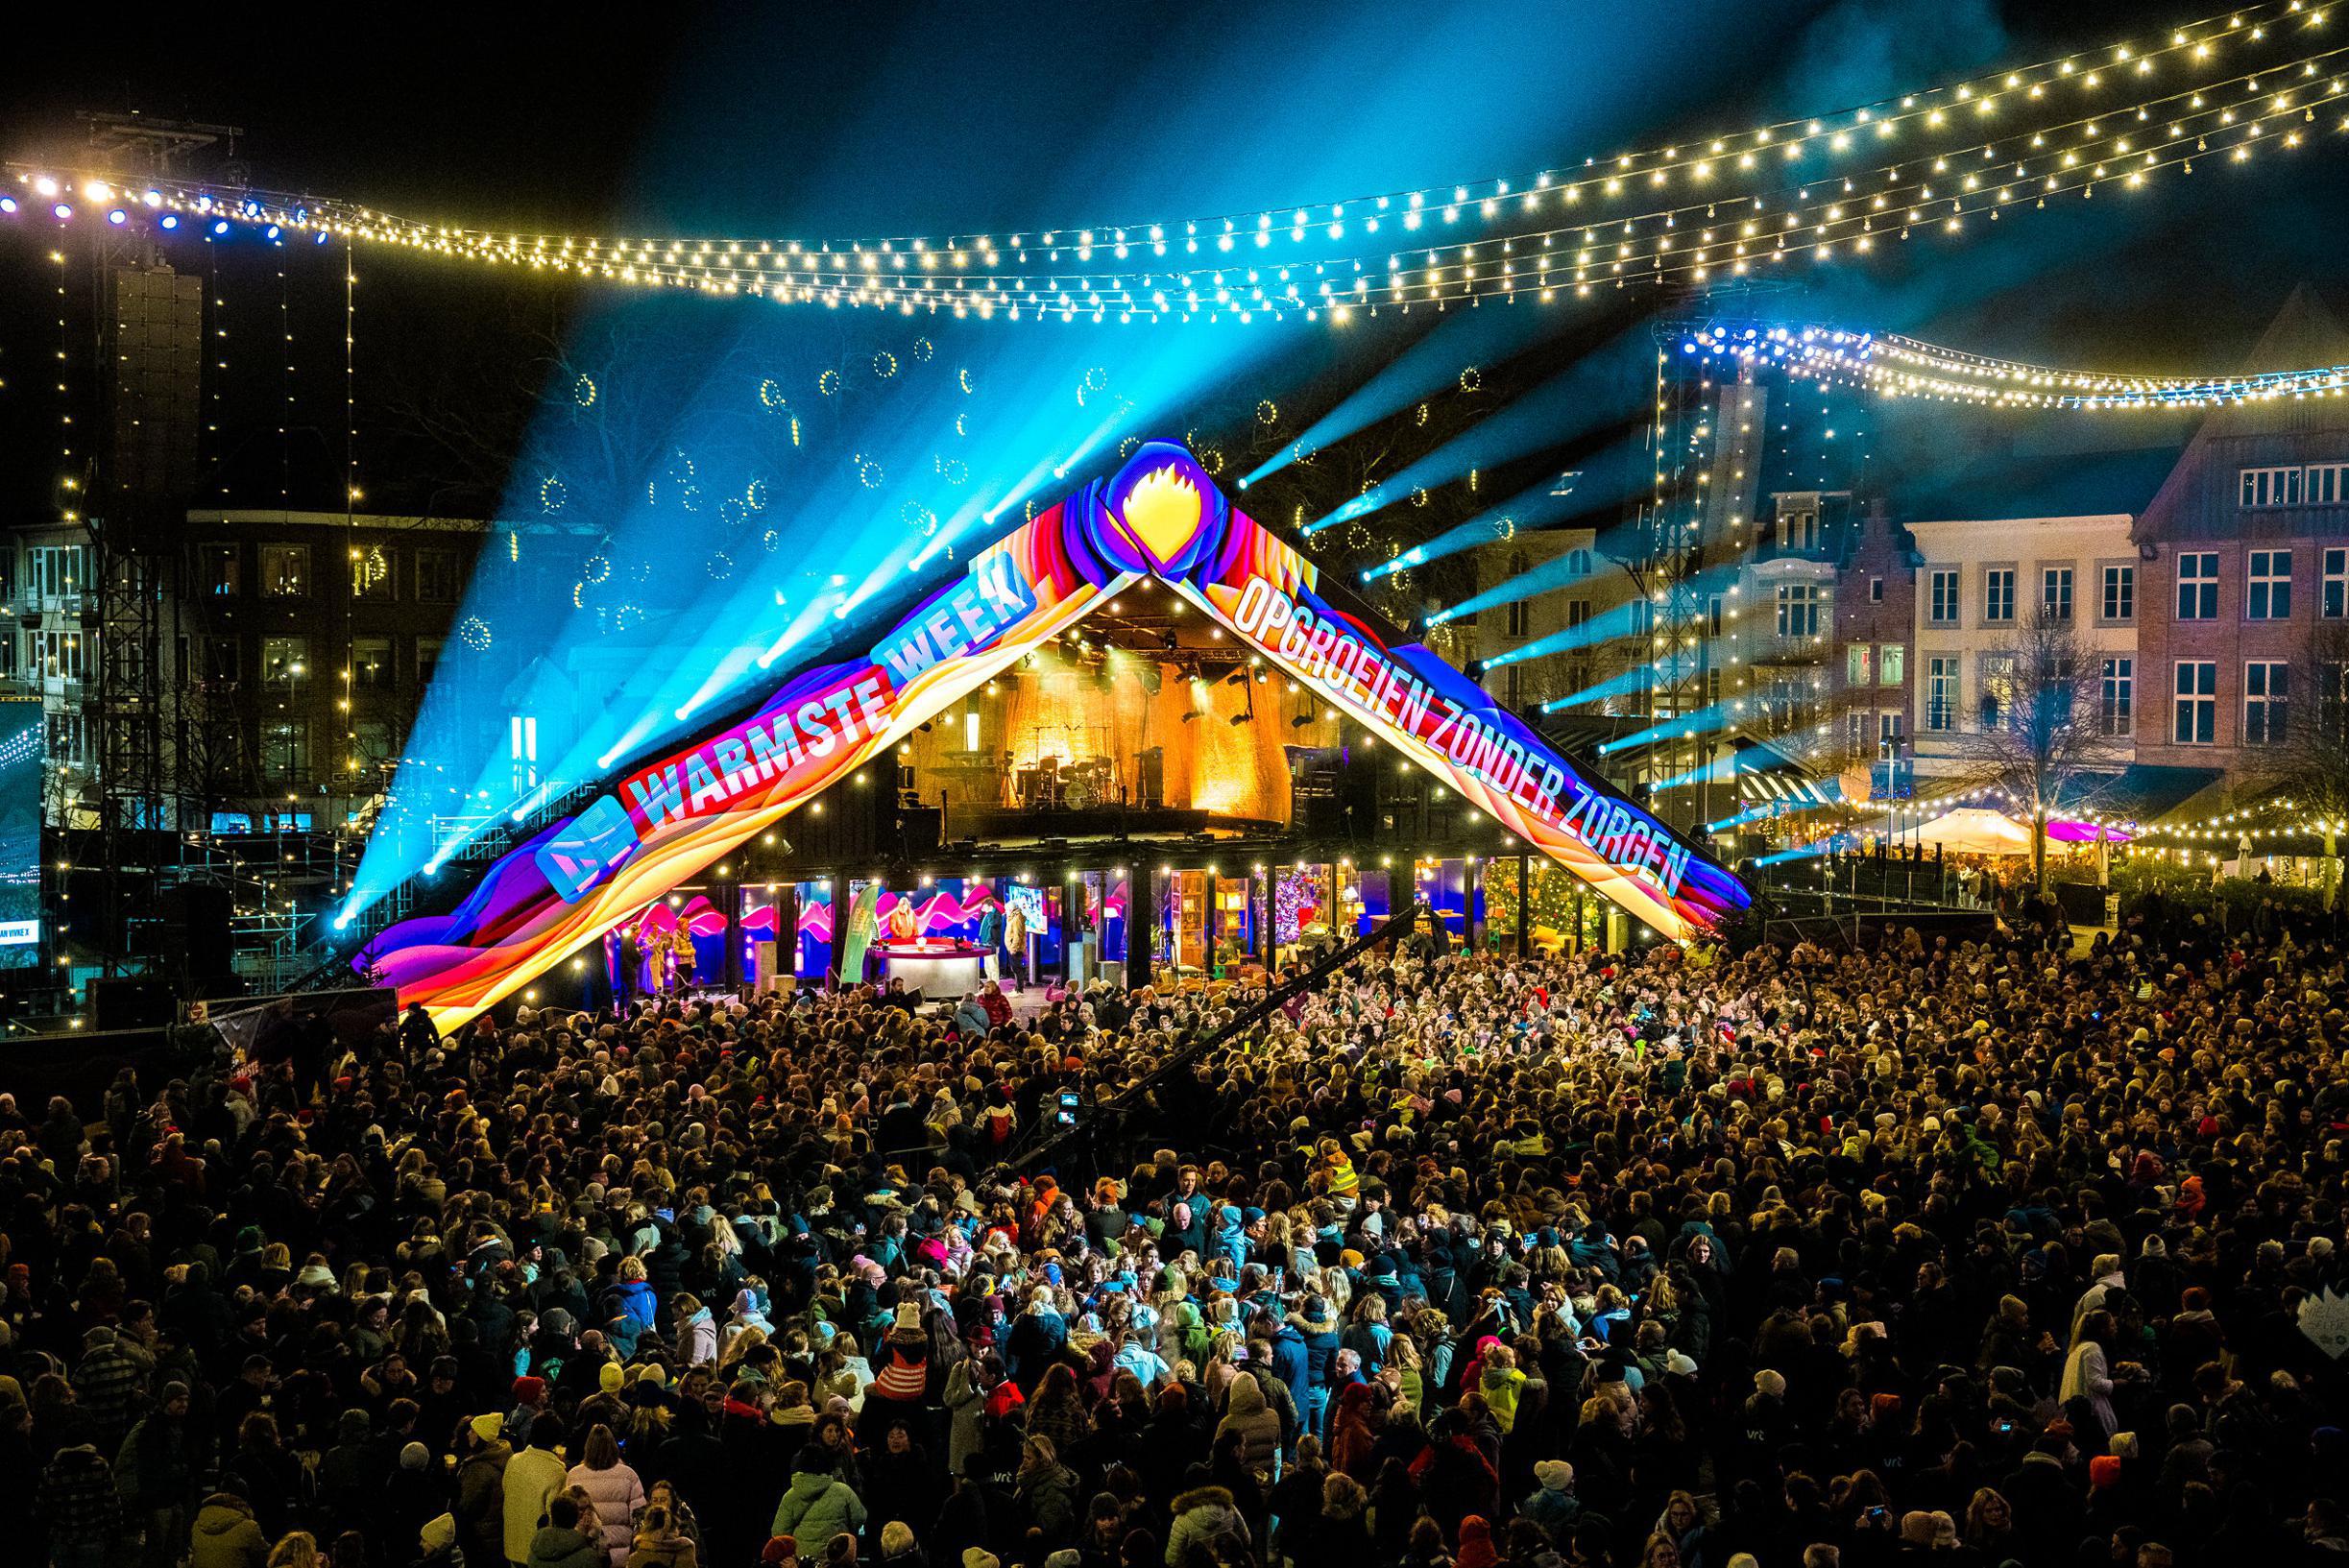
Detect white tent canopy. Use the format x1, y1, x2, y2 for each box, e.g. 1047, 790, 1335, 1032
1906, 806, 2035, 856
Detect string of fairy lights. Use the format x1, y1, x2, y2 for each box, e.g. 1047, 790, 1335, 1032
4, 2, 2341, 326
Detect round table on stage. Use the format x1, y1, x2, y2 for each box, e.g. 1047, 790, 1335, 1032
874, 936, 989, 996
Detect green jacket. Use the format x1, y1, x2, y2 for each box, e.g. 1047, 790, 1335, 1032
188, 1494, 269, 1568
527, 1525, 605, 1568
770, 1470, 866, 1546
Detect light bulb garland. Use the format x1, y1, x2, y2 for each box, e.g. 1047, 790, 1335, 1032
2, 4, 2334, 325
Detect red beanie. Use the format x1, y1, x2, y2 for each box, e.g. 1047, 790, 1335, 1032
2089, 1455, 2123, 1489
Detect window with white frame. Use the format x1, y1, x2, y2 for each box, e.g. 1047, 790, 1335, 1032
2310, 463, 2349, 504
1775, 583, 1822, 638
1505, 598, 1529, 638
260, 544, 309, 597
1847, 644, 1873, 687
1566, 548, 1592, 577
1979, 653, 2018, 728
2177, 551, 2219, 619
2041, 567, 2074, 622
2174, 661, 2216, 744
32, 628, 83, 680
2245, 661, 2289, 745
1567, 598, 1591, 630
2099, 657, 2134, 736
2101, 563, 2135, 622
1870, 576, 1884, 603
1880, 644, 1904, 687
2326, 547, 2347, 619
1927, 568, 1960, 625
2241, 466, 2304, 507
2247, 549, 2292, 619
1926, 656, 1959, 731
1779, 507, 1820, 552
28, 544, 85, 600
1983, 567, 2016, 624
0, 632, 14, 680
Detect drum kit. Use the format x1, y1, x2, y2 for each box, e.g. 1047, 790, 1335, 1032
1015, 753, 1117, 809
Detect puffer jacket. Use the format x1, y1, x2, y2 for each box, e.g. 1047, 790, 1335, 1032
566, 1461, 647, 1566
504, 1445, 570, 1564
188, 1493, 269, 1568
1214, 1374, 1282, 1475
1164, 1485, 1250, 1567
770, 1467, 867, 1547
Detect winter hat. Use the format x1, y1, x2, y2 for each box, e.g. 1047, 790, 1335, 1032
963, 1553, 1001, 1568
894, 1302, 923, 1333
599, 1363, 626, 1392
1535, 1459, 1574, 1491
421, 1514, 457, 1556
635, 1365, 668, 1389
296, 1263, 337, 1289
1664, 1350, 1699, 1376
762, 1539, 799, 1564
400, 1441, 430, 1470
2089, 1456, 2123, 1489
470, 1414, 504, 1443
512, 1376, 547, 1406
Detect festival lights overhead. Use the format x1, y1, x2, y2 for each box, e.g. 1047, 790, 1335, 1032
5, 2, 2340, 324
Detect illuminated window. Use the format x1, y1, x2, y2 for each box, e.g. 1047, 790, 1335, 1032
1926, 657, 1959, 732
260, 544, 308, 597
352, 636, 393, 691
261, 721, 309, 785
1846, 644, 1872, 687
1979, 654, 2018, 728
198, 543, 240, 597
1880, 644, 1905, 688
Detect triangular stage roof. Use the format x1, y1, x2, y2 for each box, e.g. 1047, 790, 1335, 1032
362, 443, 1751, 1028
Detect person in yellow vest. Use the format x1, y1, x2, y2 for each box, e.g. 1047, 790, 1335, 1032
667, 921, 697, 993
1004, 901, 1029, 992
1319, 1137, 1360, 1204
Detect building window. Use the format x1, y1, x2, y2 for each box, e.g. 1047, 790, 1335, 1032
1566, 548, 1592, 577
2244, 661, 2289, 745
198, 543, 240, 597
1502, 663, 1523, 709
352, 636, 394, 692
1779, 508, 1819, 552
1566, 598, 1591, 632
2173, 661, 2216, 744
1982, 567, 2016, 625
2240, 465, 2304, 507
28, 544, 85, 600
351, 545, 396, 599
352, 720, 395, 775
33, 629, 84, 681
261, 722, 308, 785
1879, 711, 1904, 745
1705, 666, 1723, 703
1704, 594, 1724, 636
1776, 583, 1822, 637
2101, 564, 2134, 623
202, 638, 241, 685
2325, 547, 2347, 619
260, 544, 309, 597
2309, 462, 2349, 504
1880, 644, 1904, 687
1979, 653, 2018, 728
2321, 661, 2349, 744
2099, 657, 2133, 736
1927, 568, 1960, 625
0, 633, 14, 680
1505, 598, 1529, 638
2176, 551, 2219, 619
2041, 567, 2073, 622
415, 637, 444, 688
1926, 656, 1959, 732
1846, 644, 1872, 687
1870, 576, 1884, 603
2246, 548, 2293, 619
261, 636, 308, 700
415, 549, 462, 602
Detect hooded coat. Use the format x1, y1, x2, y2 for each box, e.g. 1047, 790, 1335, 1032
188, 1493, 270, 1568
770, 1467, 867, 1547
1164, 1484, 1250, 1567
1215, 1374, 1282, 1475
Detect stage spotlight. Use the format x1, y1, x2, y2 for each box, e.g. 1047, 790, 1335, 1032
1292, 711, 1318, 729
1223, 668, 1248, 688
916, 720, 932, 733
1229, 712, 1253, 727
1180, 710, 1201, 724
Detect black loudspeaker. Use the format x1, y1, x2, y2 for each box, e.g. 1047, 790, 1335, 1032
161, 882, 235, 984
92, 976, 177, 1031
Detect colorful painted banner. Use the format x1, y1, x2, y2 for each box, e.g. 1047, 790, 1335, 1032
365, 441, 1748, 1028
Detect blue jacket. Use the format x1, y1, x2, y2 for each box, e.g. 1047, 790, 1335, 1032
1267, 1325, 1310, 1410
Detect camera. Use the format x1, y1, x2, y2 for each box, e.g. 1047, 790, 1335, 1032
1055, 1090, 1080, 1126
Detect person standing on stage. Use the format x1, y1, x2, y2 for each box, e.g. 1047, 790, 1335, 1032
1004, 899, 1028, 993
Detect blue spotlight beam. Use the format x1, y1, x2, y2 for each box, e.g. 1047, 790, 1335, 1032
1538, 661, 1659, 712
1305, 331, 1638, 534
1359, 472, 1595, 582
1245, 306, 1538, 488
1596, 698, 1744, 758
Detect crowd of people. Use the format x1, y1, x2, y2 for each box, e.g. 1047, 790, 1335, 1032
3, 896, 2347, 1568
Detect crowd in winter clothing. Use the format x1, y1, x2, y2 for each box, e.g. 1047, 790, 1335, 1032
5, 898, 2349, 1568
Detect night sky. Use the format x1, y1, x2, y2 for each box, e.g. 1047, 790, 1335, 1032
6, 0, 2348, 525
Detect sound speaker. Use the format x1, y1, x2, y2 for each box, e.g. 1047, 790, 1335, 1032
161, 882, 234, 984
91, 976, 177, 1031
